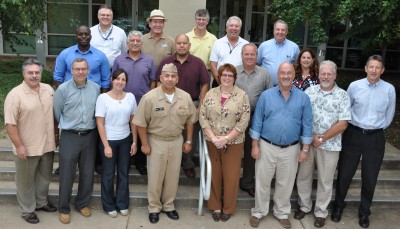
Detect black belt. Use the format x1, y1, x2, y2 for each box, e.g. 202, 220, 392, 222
64, 129, 94, 136
349, 123, 382, 134
260, 136, 299, 148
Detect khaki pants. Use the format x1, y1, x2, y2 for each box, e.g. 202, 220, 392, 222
147, 135, 183, 213
206, 141, 243, 214
297, 146, 339, 218
251, 140, 299, 219
14, 152, 54, 216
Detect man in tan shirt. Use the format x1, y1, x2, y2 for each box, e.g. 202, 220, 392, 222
4, 58, 58, 224
133, 63, 197, 224
141, 9, 175, 68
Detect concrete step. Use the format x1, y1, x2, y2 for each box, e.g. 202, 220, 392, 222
0, 180, 399, 210
0, 160, 399, 189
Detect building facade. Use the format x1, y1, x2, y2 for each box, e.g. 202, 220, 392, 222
1, 0, 399, 71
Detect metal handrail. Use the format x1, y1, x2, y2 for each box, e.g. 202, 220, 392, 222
197, 130, 212, 216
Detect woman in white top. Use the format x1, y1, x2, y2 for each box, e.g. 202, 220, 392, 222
95, 68, 137, 217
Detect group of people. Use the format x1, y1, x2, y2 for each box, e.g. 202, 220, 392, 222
4, 5, 395, 229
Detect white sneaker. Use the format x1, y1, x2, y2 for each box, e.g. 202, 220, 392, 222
108, 210, 117, 218
120, 209, 129, 216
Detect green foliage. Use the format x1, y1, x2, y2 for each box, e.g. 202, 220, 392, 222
0, 0, 47, 51
269, 0, 400, 49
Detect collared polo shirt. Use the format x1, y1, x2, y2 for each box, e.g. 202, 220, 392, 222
186, 28, 217, 70
141, 32, 175, 68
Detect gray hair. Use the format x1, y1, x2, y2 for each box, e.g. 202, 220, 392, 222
274, 20, 288, 30
241, 43, 258, 54
71, 58, 89, 71
195, 9, 210, 21
366, 54, 385, 68
22, 58, 42, 72
226, 16, 242, 28
128, 30, 143, 41
319, 60, 337, 75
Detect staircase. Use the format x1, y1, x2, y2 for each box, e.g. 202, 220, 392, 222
0, 138, 399, 210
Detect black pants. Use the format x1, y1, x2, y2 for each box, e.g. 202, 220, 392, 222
334, 125, 385, 217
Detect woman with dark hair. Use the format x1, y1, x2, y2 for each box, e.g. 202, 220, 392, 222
199, 63, 250, 222
293, 48, 319, 91
95, 68, 137, 217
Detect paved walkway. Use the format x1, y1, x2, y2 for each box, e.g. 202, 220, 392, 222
0, 204, 399, 229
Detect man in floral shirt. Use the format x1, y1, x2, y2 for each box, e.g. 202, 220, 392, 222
294, 60, 351, 228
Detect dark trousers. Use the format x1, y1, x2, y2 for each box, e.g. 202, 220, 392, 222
132, 138, 146, 168
58, 130, 97, 214
99, 134, 132, 212
334, 125, 385, 216
240, 123, 255, 189
182, 121, 200, 169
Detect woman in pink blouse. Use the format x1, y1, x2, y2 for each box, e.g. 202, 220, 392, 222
199, 63, 250, 222
293, 48, 319, 91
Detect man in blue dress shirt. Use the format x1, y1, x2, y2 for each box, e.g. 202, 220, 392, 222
248, 62, 312, 228
257, 20, 300, 86
331, 55, 396, 228
53, 25, 110, 93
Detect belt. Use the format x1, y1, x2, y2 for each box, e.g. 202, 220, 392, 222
260, 136, 299, 148
64, 129, 94, 136
349, 123, 383, 134
152, 134, 181, 141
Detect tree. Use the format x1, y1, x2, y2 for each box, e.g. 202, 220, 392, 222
0, 0, 47, 51
270, 0, 400, 51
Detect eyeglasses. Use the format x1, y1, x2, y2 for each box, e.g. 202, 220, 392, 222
221, 74, 234, 78
99, 14, 112, 18
72, 68, 88, 72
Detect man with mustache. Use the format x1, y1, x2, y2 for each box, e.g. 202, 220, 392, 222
156, 34, 209, 178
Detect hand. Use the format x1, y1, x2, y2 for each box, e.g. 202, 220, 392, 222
251, 146, 260, 160
104, 145, 113, 158
298, 152, 309, 163
212, 136, 228, 149
183, 143, 192, 154
130, 143, 137, 156
141, 144, 151, 155
16, 145, 27, 160
312, 134, 324, 147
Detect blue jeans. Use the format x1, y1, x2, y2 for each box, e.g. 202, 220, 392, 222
99, 134, 132, 212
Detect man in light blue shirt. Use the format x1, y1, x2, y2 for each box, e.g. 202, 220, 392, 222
54, 58, 100, 224
257, 20, 300, 86
249, 62, 312, 228
53, 25, 110, 93
332, 55, 396, 228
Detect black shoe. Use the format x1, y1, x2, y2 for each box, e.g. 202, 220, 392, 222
294, 209, 307, 220
359, 216, 370, 228
162, 210, 179, 220
137, 166, 147, 175
331, 207, 343, 222
95, 165, 103, 174
240, 187, 255, 197
35, 203, 57, 212
149, 213, 159, 224
54, 167, 60, 175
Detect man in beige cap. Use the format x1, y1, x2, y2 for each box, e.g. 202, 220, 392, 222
133, 63, 197, 224
142, 9, 175, 68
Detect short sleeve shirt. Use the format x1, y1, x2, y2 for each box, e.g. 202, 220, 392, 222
4, 82, 56, 156
141, 33, 175, 68
305, 84, 351, 151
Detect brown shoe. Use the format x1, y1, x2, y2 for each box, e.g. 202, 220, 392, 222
221, 213, 231, 222
250, 216, 260, 228
294, 209, 307, 220
212, 211, 221, 222
314, 217, 326, 228
22, 212, 39, 224
184, 168, 196, 178
79, 207, 91, 217
59, 213, 70, 224
278, 218, 291, 228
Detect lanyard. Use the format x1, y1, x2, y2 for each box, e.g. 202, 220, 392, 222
98, 25, 113, 40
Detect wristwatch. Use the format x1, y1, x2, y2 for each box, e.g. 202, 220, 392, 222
302, 149, 309, 154
185, 140, 192, 145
